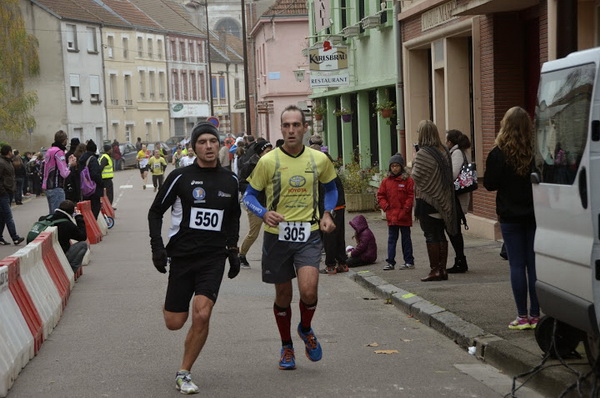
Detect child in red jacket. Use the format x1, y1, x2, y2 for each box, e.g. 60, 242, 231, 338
377, 153, 415, 270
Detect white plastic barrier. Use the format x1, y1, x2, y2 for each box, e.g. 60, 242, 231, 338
13, 242, 62, 339
97, 213, 108, 236
45, 226, 75, 289
0, 265, 33, 397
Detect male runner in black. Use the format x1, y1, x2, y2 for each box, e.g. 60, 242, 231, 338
148, 122, 241, 394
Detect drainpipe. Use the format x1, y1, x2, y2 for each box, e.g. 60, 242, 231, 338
394, 1, 406, 161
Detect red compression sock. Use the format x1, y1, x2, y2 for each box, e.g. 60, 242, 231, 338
299, 300, 317, 332
273, 303, 292, 344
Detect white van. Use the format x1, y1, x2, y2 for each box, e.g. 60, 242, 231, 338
533, 47, 600, 361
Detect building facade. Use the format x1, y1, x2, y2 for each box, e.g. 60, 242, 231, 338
249, 0, 311, 143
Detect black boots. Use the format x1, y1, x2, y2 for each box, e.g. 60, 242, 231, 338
447, 256, 468, 274
421, 242, 450, 282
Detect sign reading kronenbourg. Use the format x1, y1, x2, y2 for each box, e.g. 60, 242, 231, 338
310, 71, 350, 88
309, 43, 348, 71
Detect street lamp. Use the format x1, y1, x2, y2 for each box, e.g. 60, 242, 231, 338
184, 0, 214, 116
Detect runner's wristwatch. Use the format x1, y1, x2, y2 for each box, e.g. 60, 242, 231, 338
323, 210, 335, 218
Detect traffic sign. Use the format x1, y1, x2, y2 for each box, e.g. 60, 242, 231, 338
207, 117, 219, 128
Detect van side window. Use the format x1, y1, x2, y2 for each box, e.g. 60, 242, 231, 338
534, 63, 595, 185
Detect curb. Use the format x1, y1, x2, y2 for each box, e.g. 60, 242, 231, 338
350, 269, 584, 397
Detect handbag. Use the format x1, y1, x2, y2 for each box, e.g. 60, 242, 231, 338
454, 152, 478, 194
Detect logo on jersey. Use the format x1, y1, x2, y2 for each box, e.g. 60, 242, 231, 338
190, 180, 203, 185
193, 187, 206, 200
304, 162, 315, 173
289, 175, 306, 187
218, 191, 231, 198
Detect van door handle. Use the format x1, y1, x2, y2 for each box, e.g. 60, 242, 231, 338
579, 167, 588, 209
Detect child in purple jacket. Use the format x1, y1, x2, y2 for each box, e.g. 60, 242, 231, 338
346, 214, 377, 267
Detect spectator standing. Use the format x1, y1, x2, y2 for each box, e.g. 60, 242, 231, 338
445, 129, 472, 273
243, 105, 338, 370
378, 153, 415, 271
30, 153, 43, 197
218, 143, 231, 170
317, 150, 348, 274
12, 152, 25, 205
483, 106, 539, 330
42, 130, 77, 214
65, 138, 79, 161
346, 214, 377, 267
148, 122, 241, 394
135, 137, 142, 151
99, 144, 115, 205
411, 120, 458, 282
238, 140, 273, 269
64, 143, 86, 204
22, 152, 32, 197
79, 140, 103, 219
112, 140, 122, 171
42, 200, 87, 271
148, 149, 167, 192
0, 145, 25, 245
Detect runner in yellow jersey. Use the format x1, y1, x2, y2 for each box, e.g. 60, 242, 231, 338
243, 105, 338, 370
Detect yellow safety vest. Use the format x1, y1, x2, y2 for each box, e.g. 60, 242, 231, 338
100, 154, 114, 179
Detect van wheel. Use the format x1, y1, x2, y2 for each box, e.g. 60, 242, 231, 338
534, 316, 584, 359
584, 333, 600, 367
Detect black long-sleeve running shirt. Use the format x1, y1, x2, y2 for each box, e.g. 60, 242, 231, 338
148, 163, 241, 257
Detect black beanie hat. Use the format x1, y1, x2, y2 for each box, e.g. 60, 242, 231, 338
257, 141, 273, 155
86, 139, 97, 153
191, 122, 220, 148
70, 138, 80, 146
388, 153, 405, 170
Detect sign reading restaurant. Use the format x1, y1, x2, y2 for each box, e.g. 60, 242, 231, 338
309, 42, 348, 71
310, 71, 350, 88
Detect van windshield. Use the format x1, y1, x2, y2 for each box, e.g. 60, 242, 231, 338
534, 63, 595, 185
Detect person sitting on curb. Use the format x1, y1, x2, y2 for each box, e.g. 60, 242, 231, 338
43, 200, 88, 272
346, 214, 377, 267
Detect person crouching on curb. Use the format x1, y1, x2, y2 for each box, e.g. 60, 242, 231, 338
377, 153, 415, 271
45, 200, 88, 272
346, 214, 377, 267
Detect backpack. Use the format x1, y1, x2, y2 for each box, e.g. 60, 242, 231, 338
26, 216, 69, 243
80, 156, 97, 197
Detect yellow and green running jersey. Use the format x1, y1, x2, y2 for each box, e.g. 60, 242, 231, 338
248, 146, 337, 234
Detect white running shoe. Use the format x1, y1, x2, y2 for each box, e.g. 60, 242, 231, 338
175, 370, 199, 394
398, 263, 415, 270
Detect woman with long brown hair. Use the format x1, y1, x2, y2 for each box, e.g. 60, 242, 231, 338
484, 106, 539, 330
411, 120, 458, 282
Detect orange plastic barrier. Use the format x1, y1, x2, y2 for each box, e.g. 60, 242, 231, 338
0, 258, 43, 354
77, 200, 102, 244
101, 193, 115, 219
34, 232, 70, 309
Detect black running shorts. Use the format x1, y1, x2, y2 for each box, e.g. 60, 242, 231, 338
164, 250, 227, 312
261, 230, 322, 284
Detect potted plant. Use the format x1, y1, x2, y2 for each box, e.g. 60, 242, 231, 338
333, 107, 353, 123
337, 161, 377, 211
312, 104, 327, 121
374, 100, 396, 119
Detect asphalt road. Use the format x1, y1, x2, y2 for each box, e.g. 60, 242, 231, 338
5, 168, 542, 397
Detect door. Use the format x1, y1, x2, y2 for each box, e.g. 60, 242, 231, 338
532, 57, 597, 333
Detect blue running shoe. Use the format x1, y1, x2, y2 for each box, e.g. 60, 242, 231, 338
297, 323, 322, 362
279, 344, 296, 370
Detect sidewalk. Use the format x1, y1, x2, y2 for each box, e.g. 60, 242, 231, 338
340, 211, 592, 397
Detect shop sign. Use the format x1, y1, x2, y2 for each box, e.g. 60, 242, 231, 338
309, 43, 348, 71
310, 71, 349, 88
314, 0, 331, 32
421, 0, 457, 31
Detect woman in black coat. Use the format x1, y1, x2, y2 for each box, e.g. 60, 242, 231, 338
78, 140, 104, 219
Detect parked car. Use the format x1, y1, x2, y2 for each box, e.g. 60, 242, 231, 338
119, 143, 138, 169
145, 142, 173, 163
